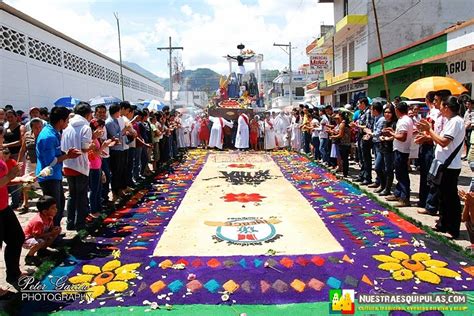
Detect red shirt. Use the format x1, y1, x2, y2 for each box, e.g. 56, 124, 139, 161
5, 158, 17, 170
24, 213, 53, 239
0, 159, 9, 210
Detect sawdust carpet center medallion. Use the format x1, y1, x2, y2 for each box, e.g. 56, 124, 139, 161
207, 216, 282, 245
154, 152, 343, 256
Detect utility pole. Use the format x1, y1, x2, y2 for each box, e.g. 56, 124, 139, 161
114, 12, 125, 100
157, 37, 183, 109
273, 42, 292, 107
371, 0, 390, 102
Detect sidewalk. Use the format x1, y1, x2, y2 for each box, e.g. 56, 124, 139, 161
335, 157, 472, 250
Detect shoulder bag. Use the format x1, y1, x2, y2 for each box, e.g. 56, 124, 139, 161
427, 142, 463, 186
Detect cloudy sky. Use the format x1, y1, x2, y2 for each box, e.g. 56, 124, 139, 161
5, 0, 334, 78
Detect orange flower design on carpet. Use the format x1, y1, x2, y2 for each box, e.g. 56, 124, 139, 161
373, 250, 460, 284
292, 173, 320, 181
222, 193, 266, 203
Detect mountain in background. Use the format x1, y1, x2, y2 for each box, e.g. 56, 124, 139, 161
123, 61, 165, 85
124, 61, 280, 93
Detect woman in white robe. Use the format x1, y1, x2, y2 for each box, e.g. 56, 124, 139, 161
182, 115, 192, 148
274, 112, 290, 148
235, 113, 250, 149
264, 114, 276, 150
290, 112, 302, 151
176, 114, 186, 148
190, 116, 200, 148
208, 116, 233, 150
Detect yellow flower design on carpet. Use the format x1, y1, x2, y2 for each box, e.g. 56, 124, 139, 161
68, 260, 141, 299
373, 251, 460, 284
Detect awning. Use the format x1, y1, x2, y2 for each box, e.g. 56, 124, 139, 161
354, 44, 474, 84
319, 90, 335, 96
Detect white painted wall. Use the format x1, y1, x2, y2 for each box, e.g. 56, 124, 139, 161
447, 23, 474, 52
0, 10, 165, 111
354, 28, 368, 71
367, 0, 474, 60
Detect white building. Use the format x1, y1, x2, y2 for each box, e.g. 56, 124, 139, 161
270, 71, 319, 111
0, 2, 165, 111
164, 91, 209, 109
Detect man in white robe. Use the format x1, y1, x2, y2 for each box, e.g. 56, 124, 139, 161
264, 113, 276, 150
208, 116, 234, 150
235, 113, 250, 149
274, 111, 290, 148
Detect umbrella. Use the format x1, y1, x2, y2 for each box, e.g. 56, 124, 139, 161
401, 76, 468, 99
54, 96, 81, 108
143, 100, 166, 112
89, 95, 121, 107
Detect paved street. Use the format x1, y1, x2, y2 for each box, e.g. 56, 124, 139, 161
1, 150, 473, 315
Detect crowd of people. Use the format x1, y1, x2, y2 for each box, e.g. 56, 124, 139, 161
1, 91, 473, 292
0, 101, 195, 291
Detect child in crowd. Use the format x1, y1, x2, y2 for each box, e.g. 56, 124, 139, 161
23, 195, 61, 265
88, 119, 112, 220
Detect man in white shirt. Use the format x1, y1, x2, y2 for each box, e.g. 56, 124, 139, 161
61, 103, 92, 231
417, 95, 465, 239
384, 102, 413, 207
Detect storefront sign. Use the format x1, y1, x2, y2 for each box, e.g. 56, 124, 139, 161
446, 60, 468, 75
310, 55, 330, 70
336, 83, 368, 94
444, 51, 473, 97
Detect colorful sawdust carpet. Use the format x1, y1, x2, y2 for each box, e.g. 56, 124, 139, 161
31, 150, 473, 315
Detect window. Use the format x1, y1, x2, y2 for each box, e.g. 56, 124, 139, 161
0, 26, 26, 56
342, 45, 348, 73
343, 0, 349, 16
64, 52, 87, 74
28, 38, 62, 66
349, 41, 355, 71
295, 87, 305, 97
88, 61, 105, 80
